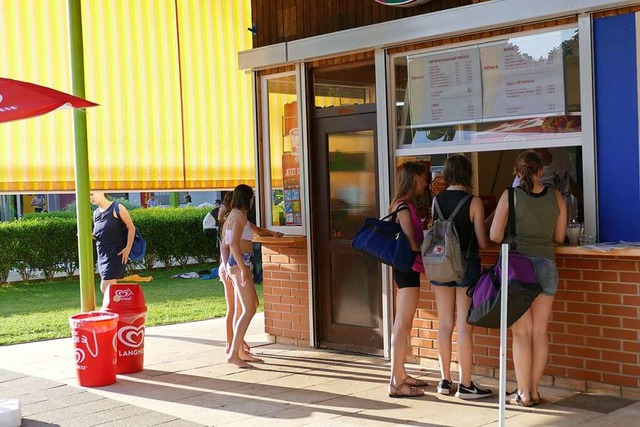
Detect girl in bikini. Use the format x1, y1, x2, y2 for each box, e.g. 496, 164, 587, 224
220, 184, 282, 368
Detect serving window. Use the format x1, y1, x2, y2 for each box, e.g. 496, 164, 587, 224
392, 27, 581, 151
390, 25, 592, 229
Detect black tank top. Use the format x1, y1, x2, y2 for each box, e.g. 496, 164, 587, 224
433, 190, 477, 255
93, 203, 127, 246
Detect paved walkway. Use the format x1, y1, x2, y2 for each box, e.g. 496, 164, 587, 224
1, 314, 638, 426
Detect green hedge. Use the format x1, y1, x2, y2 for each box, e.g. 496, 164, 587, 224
0, 207, 217, 285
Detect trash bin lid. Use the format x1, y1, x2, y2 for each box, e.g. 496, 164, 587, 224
69, 311, 119, 329
102, 283, 147, 312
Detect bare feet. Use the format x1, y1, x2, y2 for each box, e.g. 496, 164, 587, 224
227, 356, 254, 369
239, 349, 263, 362
243, 341, 251, 353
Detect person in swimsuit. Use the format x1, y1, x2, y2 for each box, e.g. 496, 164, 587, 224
220, 184, 283, 368
91, 192, 135, 294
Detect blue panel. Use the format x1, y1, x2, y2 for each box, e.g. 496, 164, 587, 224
594, 14, 640, 241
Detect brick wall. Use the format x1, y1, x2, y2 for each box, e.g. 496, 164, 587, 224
412, 251, 640, 399
260, 238, 310, 347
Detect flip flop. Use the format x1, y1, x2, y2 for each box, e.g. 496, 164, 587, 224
388, 382, 425, 398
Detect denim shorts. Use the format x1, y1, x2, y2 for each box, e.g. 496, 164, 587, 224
430, 256, 481, 288
528, 256, 559, 296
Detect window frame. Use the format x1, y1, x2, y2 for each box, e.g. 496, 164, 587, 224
387, 19, 597, 233
259, 69, 306, 236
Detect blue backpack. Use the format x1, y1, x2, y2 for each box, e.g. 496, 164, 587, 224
114, 202, 147, 262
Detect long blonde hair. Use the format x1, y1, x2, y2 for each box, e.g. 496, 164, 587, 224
391, 161, 427, 212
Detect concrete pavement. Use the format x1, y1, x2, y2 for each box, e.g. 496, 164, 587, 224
0, 313, 638, 426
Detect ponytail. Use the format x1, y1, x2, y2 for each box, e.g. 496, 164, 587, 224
514, 150, 543, 195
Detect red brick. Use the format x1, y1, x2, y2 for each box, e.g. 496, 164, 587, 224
602, 327, 637, 341
268, 311, 283, 320
602, 374, 638, 388
623, 341, 640, 353
618, 272, 640, 285
291, 289, 308, 298
623, 295, 640, 305
586, 337, 622, 350
552, 333, 585, 346
545, 365, 567, 376
585, 359, 620, 373
582, 270, 619, 282
291, 321, 309, 331
567, 302, 601, 314
262, 294, 281, 303
271, 319, 292, 329
555, 290, 585, 302
548, 322, 564, 333
586, 293, 621, 304
564, 280, 601, 292
272, 287, 292, 296
565, 258, 600, 269
566, 346, 601, 360
270, 255, 290, 263
281, 296, 300, 305
622, 317, 640, 330
282, 312, 301, 322
549, 354, 585, 368
549, 344, 567, 355
272, 271, 292, 280
558, 269, 581, 280
566, 324, 601, 337
567, 368, 602, 382
601, 350, 637, 364
622, 363, 640, 377
607, 281, 640, 293
601, 260, 638, 271
290, 272, 309, 281
584, 314, 620, 328
291, 305, 309, 316
602, 305, 637, 318
551, 312, 585, 324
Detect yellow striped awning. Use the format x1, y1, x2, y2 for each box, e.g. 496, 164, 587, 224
0, 0, 254, 193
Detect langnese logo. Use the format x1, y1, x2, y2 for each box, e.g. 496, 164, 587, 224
0, 93, 19, 113
113, 288, 134, 302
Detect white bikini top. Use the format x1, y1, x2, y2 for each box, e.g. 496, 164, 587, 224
224, 219, 253, 243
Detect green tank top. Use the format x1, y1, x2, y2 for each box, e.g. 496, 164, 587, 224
505, 187, 559, 259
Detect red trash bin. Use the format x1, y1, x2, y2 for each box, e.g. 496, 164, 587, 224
69, 311, 119, 387
102, 283, 147, 374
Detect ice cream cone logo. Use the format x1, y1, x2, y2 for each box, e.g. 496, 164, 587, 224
118, 325, 145, 348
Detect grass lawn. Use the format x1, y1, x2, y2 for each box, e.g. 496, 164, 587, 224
0, 264, 263, 346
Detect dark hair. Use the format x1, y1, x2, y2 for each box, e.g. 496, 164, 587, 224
391, 161, 427, 211
515, 150, 543, 195
222, 192, 233, 210
443, 154, 473, 187
232, 184, 254, 210
185, 195, 192, 202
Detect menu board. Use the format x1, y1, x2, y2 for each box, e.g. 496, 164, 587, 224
481, 37, 565, 118
406, 32, 567, 129
408, 47, 482, 125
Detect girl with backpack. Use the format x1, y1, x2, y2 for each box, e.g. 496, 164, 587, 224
490, 150, 567, 406
430, 155, 492, 399
388, 161, 430, 398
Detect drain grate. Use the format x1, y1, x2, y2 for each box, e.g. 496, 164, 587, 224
554, 393, 636, 414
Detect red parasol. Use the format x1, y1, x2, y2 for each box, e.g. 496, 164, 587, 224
0, 77, 98, 123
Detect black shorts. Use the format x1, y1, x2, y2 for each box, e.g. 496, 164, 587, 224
393, 268, 421, 289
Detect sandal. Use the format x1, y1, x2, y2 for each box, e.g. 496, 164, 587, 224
388, 381, 425, 398
533, 392, 541, 406
506, 390, 533, 407
405, 376, 429, 388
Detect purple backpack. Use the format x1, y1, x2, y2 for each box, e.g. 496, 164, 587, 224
466, 188, 543, 328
